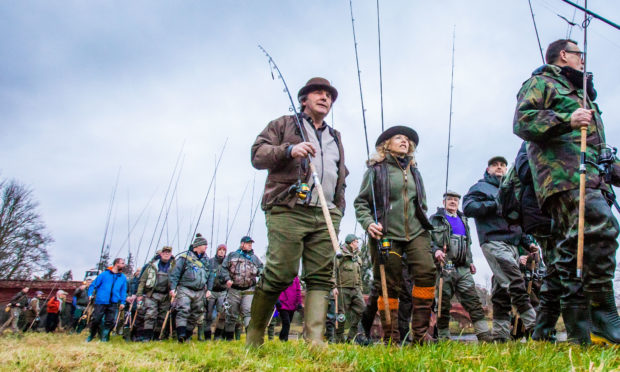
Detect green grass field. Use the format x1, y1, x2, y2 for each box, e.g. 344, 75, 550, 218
0, 333, 617, 371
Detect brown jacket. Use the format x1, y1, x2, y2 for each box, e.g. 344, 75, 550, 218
251, 114, 348, 212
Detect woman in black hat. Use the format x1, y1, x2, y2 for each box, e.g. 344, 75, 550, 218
354, 125, 436, 344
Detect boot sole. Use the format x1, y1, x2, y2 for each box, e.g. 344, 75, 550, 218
591, 333, 620, 346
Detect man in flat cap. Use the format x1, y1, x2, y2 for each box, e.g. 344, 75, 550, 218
463, 157, 536, 342
248, 77, 347, 347
430, 191, 492, 342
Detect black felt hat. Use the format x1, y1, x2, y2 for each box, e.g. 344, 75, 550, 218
375, 126, 419, 147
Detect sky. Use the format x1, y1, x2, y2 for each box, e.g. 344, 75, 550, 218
1, 0, 619, 287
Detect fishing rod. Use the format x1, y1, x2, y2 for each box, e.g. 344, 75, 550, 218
210, 156, 217, 256
127, 191, 131, 262
376, 0, 385, 132
225, 180, 250, 245
142, 145, 184, 265
445, 26, 456, 195
527, 0, 545, 64
349, 0, 391, 325
226, 197, 230, 243
132, 212, 150, 269
151, 156, 185, 262
175, 189, 181, 252
247, 198, 261, 236
560, 0, 620, 31
97, 168, 121, 273
576, 0, 591, 278
191, 138, 228, 239
258, 45, 342, 257
113, 188, 158, 259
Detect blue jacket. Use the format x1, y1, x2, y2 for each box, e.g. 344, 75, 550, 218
88, 269, 127, 305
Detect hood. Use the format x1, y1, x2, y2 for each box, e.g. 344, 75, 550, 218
483, 171, 501, 187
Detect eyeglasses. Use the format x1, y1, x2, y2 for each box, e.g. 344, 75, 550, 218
564, 50, 584, 59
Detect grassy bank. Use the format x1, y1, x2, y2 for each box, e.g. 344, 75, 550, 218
0, 333, 617, 371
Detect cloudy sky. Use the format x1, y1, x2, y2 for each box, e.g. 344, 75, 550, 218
1, 0, 619, 286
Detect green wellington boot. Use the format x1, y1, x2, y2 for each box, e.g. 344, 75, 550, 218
246, 288, 280, 347
304, 290, 329, 347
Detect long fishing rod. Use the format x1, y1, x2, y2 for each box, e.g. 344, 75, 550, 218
191, 138, 228, 240
142, 145, 184, 265
258, 45, 342, 257
250, 173, 256, 225
349, 0, 390, 326
210, 156, 217, 256
376, 0, 385, 132
527, 0, 545, 64
127, 191, 131, 261
247, 198, 261, 236
175, 189, 181, 252
576, 0, 591, 279
225, 181, 250, 244
150, 156, 185, 262
445, 26, 456, 195
560, 0, 620, 31
97, 168, 120, 273
113, 188, 158, 259
133, 212, 151, 265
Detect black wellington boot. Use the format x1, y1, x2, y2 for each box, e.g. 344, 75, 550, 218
589, 291, 620, 345
531, 308, 560, 342
561, 303, 591, 345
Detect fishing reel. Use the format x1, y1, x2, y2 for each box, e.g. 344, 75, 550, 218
380, 238, 391, 253
598, 146, 617, 183
336, 313, 346, 323
223, 300, 231, 311
288, 180, 310, 200
444, 260, 455, 272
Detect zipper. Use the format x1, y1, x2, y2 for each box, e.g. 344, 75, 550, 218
396, 158, 410, 240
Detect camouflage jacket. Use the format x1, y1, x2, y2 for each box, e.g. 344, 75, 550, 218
221, 249, 263, 289
513, 64, 620, 206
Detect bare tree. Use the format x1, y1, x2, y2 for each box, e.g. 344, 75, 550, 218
0, 178, 55, 279
61, 270, 73, 281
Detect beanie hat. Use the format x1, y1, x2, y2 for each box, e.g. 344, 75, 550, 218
192, 233, 208, 248
345, 234, 359, 244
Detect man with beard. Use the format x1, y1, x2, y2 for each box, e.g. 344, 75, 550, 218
463, 157, 536, 342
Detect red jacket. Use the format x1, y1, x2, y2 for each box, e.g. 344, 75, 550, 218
47, 297, 61, 314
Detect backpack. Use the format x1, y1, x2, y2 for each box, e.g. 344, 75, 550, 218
497, 165, 522, 223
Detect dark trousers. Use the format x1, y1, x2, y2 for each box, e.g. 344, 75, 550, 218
546, 189, 619, 302
45, 313, 59, 333
279, 309, 295, 341
89, 304, 118, 335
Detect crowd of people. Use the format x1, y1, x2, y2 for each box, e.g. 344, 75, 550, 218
1, 38, 619, 347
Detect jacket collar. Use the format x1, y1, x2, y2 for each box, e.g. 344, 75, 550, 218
532, 64, 572, 90
483, 171, 501, 187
